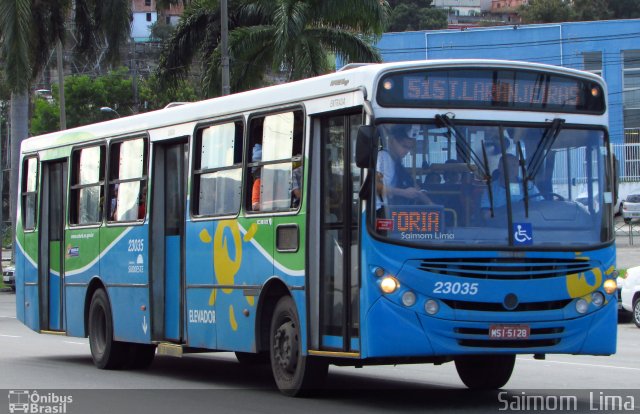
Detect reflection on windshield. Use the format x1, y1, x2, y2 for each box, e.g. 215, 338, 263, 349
373, 122, 611, 248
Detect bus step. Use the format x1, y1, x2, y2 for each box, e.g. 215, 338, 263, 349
157, 343, 184, 357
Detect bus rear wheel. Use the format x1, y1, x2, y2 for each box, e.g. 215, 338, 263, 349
88, 289, 128, 369
455, 354, 515, 389
269, 296, 328, 397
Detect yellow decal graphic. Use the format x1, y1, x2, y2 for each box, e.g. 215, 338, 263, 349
566, 268, 602, 298
199, 229, 212, 243
200, 220, 259, 332
229, 305, 238, 331
214, 220, 242, 294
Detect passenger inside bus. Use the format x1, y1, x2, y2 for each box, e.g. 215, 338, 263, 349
376, 124, 432, 215
481, 153, 543, 220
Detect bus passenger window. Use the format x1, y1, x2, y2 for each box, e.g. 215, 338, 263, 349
192, 121, 243, 216
247, 110, 303, 213
70, 146, 105, 225
108, 138, 148, 223
21, 157, 39, 230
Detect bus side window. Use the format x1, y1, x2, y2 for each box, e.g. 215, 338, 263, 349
108, 138, 148, 223
69, 146, 105, 225
192, 120, 243, 216
247, 110, 303, 212
21, 157, 39, 230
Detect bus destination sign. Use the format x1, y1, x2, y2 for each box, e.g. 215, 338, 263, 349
377, 68, 605, 114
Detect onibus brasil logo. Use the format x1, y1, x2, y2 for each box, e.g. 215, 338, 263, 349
8, 390, 73, 414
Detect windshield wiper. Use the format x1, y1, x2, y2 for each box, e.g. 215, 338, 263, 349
526, 118, 565, 180
435, 114, 491, 178
517, 141, 529, 218
481, 143, 495, 218
436, 113, 495, 217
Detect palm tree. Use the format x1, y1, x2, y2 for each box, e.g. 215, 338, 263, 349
158, 0, 388, 96
0, 0, 132, 244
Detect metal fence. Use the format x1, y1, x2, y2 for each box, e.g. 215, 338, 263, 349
613, 143, 640, 182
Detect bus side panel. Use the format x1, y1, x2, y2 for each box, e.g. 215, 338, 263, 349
185, 220, 217, 349
204, 218, 272, 352
64, 227, 102, 337
108, 286, 152, 343
19, 232, 41, 332
15, 231, 26, 324
99, 225, 150, 343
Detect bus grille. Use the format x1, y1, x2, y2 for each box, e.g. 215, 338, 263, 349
417, 258, 594, 280
454, 327, 564, 348
442, 299, 572, 312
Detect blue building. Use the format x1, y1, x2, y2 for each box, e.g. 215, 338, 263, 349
374, 19, 640, 146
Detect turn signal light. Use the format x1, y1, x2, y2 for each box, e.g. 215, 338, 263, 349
603, 279, 617, 295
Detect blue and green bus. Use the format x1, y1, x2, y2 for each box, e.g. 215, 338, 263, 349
15, 60, 618, 395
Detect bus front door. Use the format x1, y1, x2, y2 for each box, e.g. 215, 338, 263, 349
151, 139, 188, 342
309, 113, 362, 354
38, 160, 67, 332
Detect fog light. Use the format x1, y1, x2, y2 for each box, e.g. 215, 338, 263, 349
576, 298, 589, 314
373, 267, 385, 277
402, 291, 417, 307
380, 276, 399, 294
592, 291, 605, 307
603, 279, 617, 294
425, 299, 439, 315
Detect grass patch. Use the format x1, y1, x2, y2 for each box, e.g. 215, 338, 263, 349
618, 268, 627, 279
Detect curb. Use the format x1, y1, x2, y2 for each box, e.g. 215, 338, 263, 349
0, 287, 12, 293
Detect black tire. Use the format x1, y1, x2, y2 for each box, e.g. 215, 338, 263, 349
270, 296, 328, 397
127, 343, 157, 370
618, 310, 633, 324
455, 354, 515, 389
633, 298, 640, 329
88, 289, 128, 369
236, 351, 269, 365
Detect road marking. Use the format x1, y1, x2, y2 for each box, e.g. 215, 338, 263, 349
0, 315, 16, 318
517, 357, 640, 372
63, 341, 87, 345
0, 334, 20, 338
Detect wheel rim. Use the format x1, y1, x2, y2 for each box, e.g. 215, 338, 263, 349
635, 302, 640, 324
273, 320, 298, 375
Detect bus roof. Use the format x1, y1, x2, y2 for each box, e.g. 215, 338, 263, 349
22, 59, 605, 153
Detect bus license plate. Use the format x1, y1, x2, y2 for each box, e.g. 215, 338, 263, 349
489, 324, 530, 340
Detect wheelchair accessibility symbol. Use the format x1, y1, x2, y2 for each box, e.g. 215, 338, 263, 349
513, 223, 533, 245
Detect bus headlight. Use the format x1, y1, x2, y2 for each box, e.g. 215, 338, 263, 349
603, 279, 617, 294
576, 298, 589, 314
425, 299, 439, 315
401, 291, 417, 307
591, 291, 605, 307
380, 276, 399, 294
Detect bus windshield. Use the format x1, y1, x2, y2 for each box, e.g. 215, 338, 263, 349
373, 121, 612, 248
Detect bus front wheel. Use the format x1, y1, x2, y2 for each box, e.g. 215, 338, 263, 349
88, 289, 128, 369
455, 354, 515, 389
269, 296, 328, 397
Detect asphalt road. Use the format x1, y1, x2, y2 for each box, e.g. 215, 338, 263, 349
1, 292, 639, 414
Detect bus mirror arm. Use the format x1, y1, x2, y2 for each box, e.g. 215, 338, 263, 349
359, 171, 373, 200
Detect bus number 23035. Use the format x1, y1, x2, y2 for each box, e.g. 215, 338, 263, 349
433, 281, 479, 295
128, 239, 144, 252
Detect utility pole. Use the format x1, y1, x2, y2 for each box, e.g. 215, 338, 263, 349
221, 0, 230, 96
57, 40, 67, 130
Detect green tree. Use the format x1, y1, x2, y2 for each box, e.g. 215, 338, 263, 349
0, 0, 132, 242
519, 0, 574, 23
30, 98, 59, 135
609, 0, 640, 19
387, 0, 446, 32
572, 0, 612, 21
158, 0, 388, 96
138, 74, 200, 111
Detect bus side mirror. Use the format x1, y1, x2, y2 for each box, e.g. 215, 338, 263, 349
355, 125, 377, 169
